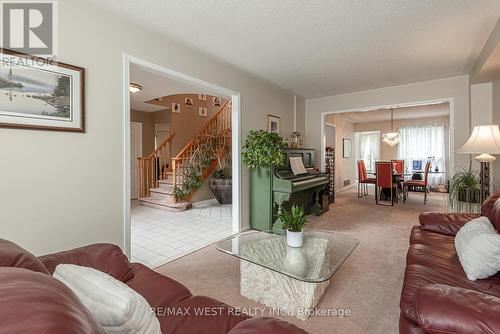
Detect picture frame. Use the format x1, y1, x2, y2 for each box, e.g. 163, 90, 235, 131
213, 96, 222, 107
198, 106, 208, 117
343, 138, 351, 158
184, 97, 194, 108
0, 49, 85, 132
267, 114, 280, 133
198, 94, 207, 101
172, 102, 181, 113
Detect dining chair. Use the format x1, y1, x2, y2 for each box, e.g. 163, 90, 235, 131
391, 159, 404, 175
391, 159, 405, 201
375, 161, 397, 206
403, 161, 431, 204
357, 160, 376, 198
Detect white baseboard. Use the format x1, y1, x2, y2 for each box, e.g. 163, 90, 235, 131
336, 182, 358, 193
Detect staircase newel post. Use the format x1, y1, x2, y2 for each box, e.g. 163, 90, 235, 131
172, 159, 177, 204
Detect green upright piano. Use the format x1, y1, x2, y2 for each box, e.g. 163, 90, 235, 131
250, 148, 328, 231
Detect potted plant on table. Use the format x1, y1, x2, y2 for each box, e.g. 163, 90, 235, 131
448, 164, 481, 213
278, 205, 309, 247
210, 166, 232, 204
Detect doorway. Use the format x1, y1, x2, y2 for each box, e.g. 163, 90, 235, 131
123, 54, 241, 263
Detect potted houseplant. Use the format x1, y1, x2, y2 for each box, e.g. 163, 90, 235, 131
208, 130, 232, 204
242, 130, 287, 230
448, 164, 481, 212
210, 166, 232, 204
278, 205, 309, 247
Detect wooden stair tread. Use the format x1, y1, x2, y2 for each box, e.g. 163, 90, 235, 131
150, 187, 173, 195
139, 197, 191, 211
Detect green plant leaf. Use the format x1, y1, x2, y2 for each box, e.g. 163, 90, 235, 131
242, 130, 286, 169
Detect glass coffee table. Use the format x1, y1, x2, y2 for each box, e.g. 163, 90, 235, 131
216, 230, 359, 320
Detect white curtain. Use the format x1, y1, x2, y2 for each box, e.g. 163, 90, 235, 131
357, 132, 380, 172
397, 124, 446, 185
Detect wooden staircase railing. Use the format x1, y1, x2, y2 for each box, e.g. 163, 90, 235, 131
172, 100, 232, 202
138, 133, 175, 197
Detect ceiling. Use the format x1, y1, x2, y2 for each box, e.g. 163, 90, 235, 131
338, 102, 449, 123
94, 0, 500, 98
130, 63, 222, 112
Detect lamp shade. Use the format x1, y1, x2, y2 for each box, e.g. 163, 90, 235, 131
457, 125, 500, 154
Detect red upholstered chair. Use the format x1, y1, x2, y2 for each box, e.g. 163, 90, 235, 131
403, 161, 431, 204
391, 159, 404, 175
375, 161, 397, 206
357, 160, 376, 198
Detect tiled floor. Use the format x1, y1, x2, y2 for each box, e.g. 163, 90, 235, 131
131, 199, 233, 268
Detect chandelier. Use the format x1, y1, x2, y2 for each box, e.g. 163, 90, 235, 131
382, 108, 400, 147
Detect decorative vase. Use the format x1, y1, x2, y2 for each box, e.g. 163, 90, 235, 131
284, 247, 307, 277
286, 230, 304, 248
209, 178, 232, 204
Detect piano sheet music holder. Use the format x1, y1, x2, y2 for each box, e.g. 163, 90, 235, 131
290, 157, 308, 176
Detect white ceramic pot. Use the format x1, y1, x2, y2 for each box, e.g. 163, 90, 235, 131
286, 230, 304, 248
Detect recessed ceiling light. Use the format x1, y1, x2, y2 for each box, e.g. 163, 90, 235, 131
129, 83, 142, 93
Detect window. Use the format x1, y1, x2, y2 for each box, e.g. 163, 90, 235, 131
397, 124, 446, 184
356, 131, 380, 172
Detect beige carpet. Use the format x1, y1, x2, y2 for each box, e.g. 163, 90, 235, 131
155, 188, 448, 334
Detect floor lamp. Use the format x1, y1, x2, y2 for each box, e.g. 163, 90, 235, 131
457, 125, 500, 204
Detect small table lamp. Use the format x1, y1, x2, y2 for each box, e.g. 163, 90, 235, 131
457, 125, 500, 203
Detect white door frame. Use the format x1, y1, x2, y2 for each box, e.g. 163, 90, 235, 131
122, 54, 242, 258
319, 98, 455, 178
130, 121, 143, 200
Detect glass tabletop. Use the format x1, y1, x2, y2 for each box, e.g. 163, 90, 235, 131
216, 230, 359, 283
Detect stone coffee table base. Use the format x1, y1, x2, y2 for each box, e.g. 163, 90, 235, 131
240, 260, 330, 320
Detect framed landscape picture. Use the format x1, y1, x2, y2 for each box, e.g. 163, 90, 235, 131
0, 49, 84, 132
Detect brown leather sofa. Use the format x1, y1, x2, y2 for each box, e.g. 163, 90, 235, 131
0, 239, 307, 334
399, 192, 500, 334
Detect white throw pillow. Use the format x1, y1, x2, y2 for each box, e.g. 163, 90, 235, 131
53, 264, 161, 334
455, 216, 500, 281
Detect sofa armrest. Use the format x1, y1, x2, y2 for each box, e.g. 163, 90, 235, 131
38, 243, 134, 282
227, 318, 308, 334
418, 212, 479, 236
415, 284, 500, 334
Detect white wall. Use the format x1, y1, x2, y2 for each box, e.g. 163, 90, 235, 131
0, 0, 301, 255
305, 76, 470, 177
470, 83, 493, 126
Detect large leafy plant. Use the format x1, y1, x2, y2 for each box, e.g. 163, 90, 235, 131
448, 163, 480, 210
242, 130, 286, 169
278, 205, 308, 232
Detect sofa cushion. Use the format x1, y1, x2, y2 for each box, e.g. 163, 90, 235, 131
418, 212, 478, 236
126, 263, 192, 310
414, 284, 500, 334
0, 267, 105, 334
54, 264, 161, 334
409, 226, 455, 249
39, 243, 134, 282
159, 295, 250, 334
455, 217, 500, 281
481, 191, 500, 231
228, 318, 309, 334
0, 238, 49, 274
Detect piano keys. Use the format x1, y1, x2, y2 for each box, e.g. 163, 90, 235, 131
250, 148, 329, 231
